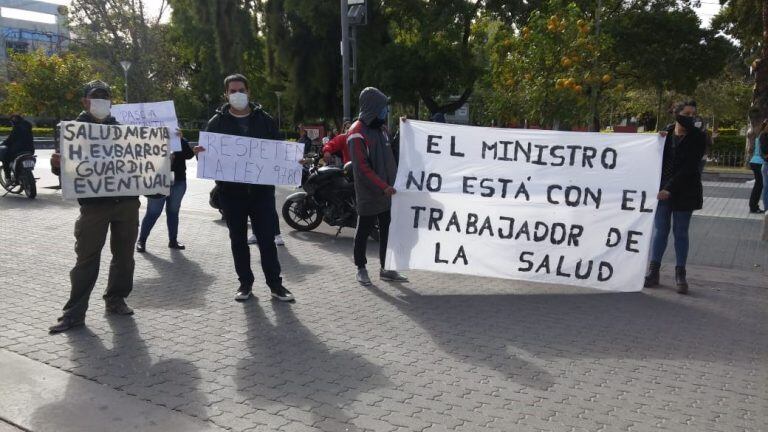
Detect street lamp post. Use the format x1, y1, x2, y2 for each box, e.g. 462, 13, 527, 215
120, 60, 132, 102
275, 91, 283, 138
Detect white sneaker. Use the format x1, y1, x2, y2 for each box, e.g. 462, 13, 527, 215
247, 235, 258, 245
274, 234, 285, 246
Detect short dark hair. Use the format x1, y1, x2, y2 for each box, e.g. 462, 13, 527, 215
223, 74, 249, 92
673, 100, 697, 115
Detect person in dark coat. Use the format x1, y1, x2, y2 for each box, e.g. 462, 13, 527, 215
193, 73, 293, 303
0, 114, 34, 178
49, 80, 138, 334
347, 87, 408, 285
644, 100, 705, 294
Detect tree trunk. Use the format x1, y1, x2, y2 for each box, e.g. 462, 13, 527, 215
756, 0, 768, 119
655, 86, 664, 131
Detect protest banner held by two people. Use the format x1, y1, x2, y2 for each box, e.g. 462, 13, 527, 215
384, 120, 664, 292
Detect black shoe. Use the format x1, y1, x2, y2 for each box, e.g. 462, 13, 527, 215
136, 240, 146, 253
644, 261, 661, 288
105, 300, 134, 315
675, 266, 689, 294
270, 285, 295, 302
750, 208, 765, 214
49, 316, 85, 334
235, 284, 253, 302
168, 241, 186, 250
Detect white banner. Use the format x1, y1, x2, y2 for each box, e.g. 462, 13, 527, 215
111, 101, 182, 152
384, 120, 664, 292
196, 131, 304, 186
59, 121, 172, 199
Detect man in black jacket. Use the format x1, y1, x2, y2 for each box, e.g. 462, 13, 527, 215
49, 80, 138, 334
195, 74, 293, 302
0, 114, 34, 178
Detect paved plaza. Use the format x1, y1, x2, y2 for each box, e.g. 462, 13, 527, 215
0, 151, 766, 432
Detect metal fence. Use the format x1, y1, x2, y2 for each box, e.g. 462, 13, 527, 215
706, 151, 747, 168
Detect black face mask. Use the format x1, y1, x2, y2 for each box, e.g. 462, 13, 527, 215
367, 117, 385, 129
676, 114, 695, 130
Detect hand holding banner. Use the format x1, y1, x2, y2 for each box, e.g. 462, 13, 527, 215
59, 121, 172, 200
384, 120, 664, 292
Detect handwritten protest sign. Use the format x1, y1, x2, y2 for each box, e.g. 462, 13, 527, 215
59, 121, 172, 200
384, 120, 663, 292
196, 131, 304, 186
111, 101, 181, 152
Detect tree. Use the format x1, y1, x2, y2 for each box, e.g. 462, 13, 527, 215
359, 0, 498, 118
68, 0, 180, 102
712, 0, 767, 154
606, 4, 733, 129
261, 0, 343, 123
1, 50, 96, 120
485, 1, 614, 128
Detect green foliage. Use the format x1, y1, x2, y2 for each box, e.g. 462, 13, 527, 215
0, 127, 54, 136
0, 50, 96, 120
485, 1, 613, 127
712, 0, 762, 59
710, 135, 747, 156
606, 5, 732, 96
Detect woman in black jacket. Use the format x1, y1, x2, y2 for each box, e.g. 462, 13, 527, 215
644, 100, 705, 294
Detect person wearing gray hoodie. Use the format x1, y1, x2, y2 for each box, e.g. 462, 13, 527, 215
347, 87, 408, 285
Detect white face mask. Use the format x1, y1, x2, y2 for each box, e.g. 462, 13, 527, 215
228, 92, 249, 110
89, 99, 111, 120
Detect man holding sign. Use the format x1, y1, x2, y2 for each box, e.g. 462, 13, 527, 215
195, 74, 294, 302
49, 80, 141, 334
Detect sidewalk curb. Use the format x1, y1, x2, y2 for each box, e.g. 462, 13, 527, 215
0, 350, 225, 432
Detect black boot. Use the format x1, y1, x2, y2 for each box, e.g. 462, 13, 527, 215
675, 266, 689, 294
644, 261, 660, 288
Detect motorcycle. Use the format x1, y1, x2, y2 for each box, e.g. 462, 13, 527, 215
282, 153, 378, 240
0, 152, 37, 199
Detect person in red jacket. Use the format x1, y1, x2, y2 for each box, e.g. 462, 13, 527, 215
322, 121, 351, 164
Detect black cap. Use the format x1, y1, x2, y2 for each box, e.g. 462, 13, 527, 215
82, 80, 111, 98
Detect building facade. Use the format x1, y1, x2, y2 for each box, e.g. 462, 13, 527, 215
0, 0, 69, 75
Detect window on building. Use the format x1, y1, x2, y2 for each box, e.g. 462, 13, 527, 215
6, 40, 29, 54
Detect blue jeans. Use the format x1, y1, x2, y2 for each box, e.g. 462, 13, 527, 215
762, 163, 768, 210
139, 180, 187, 243
650, 200, 693, 266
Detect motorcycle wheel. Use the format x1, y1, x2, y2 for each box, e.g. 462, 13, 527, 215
282, 198, 322, 231
22, 170, 36, 199
0, 166, 22, 194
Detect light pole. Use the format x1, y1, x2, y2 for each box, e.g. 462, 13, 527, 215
275, 91, 283, 137
340, 0, 351, 123
120, 60, 131, 102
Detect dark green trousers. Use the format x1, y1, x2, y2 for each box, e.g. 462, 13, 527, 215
62, 198, 140, 320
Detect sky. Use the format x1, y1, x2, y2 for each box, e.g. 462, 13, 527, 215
3, 0, 723, 29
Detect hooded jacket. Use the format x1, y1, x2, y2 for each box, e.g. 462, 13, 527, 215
205, 102, 279, 196
347, 87, 398, 216
1, 117, 34, 161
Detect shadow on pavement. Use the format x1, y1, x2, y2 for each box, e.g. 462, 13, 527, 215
31, 317, 208, 429
366, 284, 763, 389
236, 301, 388, 431
132, 249, 216, 310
